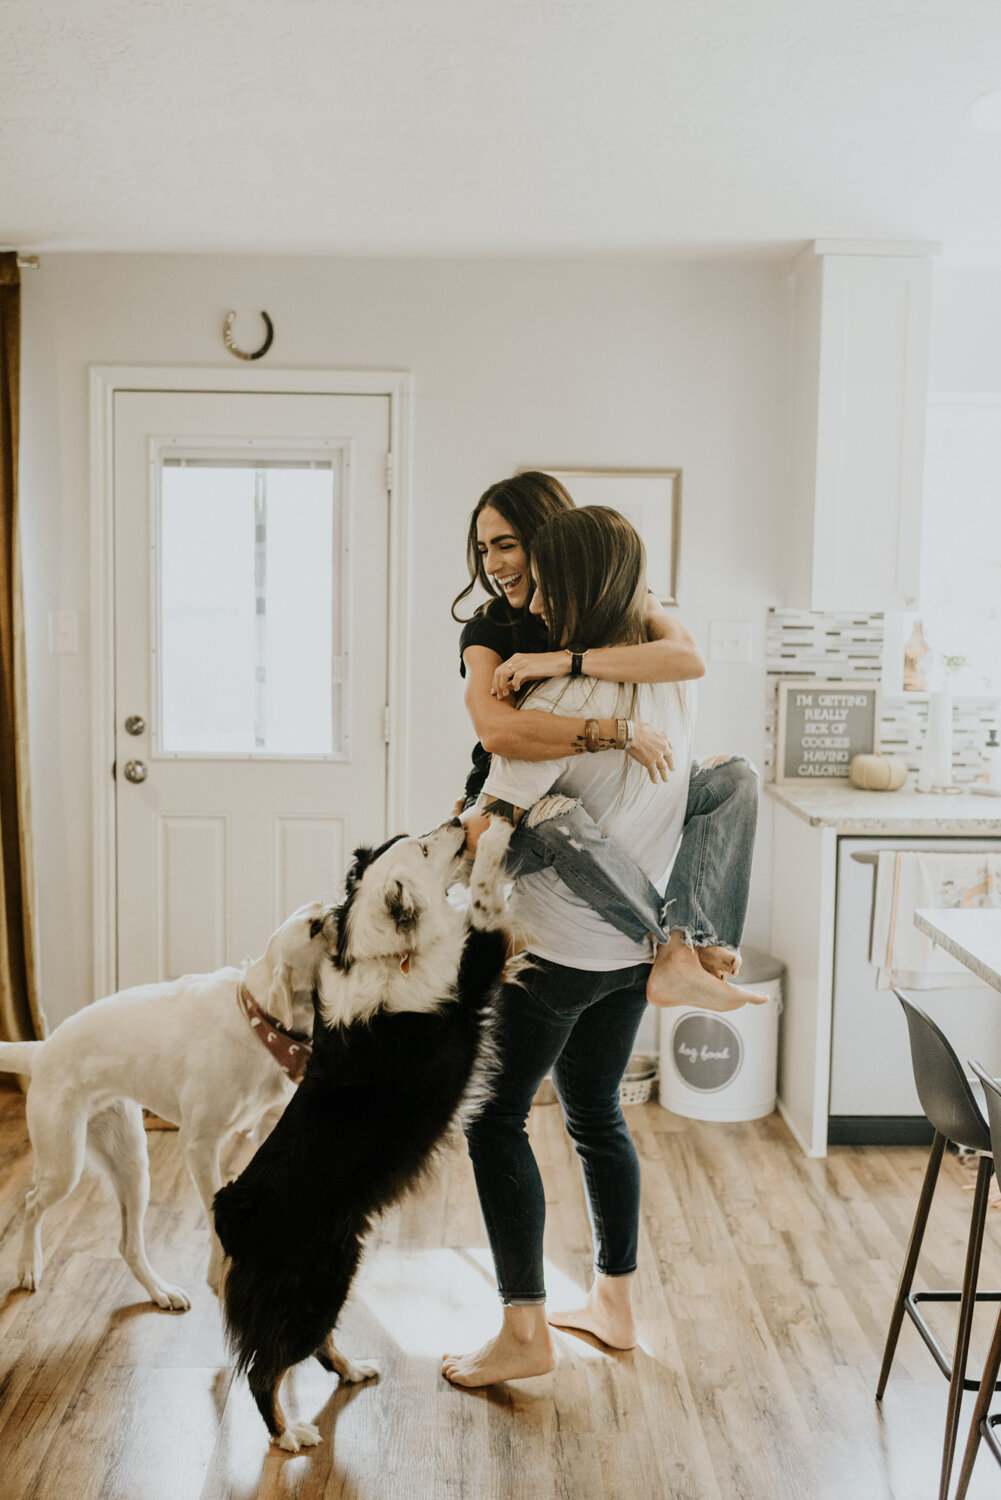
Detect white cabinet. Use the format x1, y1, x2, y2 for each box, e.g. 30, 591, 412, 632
787, 240, 937, 613
830, 835, 1001, 1132
766, 784, 1001, 1157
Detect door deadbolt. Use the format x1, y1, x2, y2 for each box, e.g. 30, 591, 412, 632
124, 715, 146, 736
123, 760, 148, 784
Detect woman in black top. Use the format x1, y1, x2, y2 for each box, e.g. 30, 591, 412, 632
454, 471, 764, 1012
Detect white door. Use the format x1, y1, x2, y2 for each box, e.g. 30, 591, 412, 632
113, 390, 390, 989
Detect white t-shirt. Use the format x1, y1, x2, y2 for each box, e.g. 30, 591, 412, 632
483, 675, 695, 971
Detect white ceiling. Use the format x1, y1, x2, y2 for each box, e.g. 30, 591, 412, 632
3, 0, 1001, 262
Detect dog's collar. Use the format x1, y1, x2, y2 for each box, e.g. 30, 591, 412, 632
238, 983, 312, 1084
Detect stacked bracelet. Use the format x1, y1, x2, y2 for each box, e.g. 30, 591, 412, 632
615, 719, 635, 750
584, 719, 601, 752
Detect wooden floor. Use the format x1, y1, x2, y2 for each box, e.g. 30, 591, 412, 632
1, 1088, 1001, 1500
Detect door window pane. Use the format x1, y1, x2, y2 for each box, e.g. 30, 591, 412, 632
159, 458, 341, 755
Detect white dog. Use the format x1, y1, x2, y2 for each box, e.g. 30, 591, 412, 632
0, 902, 334, 1310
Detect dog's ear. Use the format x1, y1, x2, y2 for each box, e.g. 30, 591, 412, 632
386, 878, 421, 935
266, 963, 295, 1030
344, 846, 375, 899
329, 905, 352, 971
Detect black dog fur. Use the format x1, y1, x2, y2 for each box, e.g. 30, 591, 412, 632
213, 837, 508, 1446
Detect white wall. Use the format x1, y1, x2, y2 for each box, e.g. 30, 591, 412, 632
919, 270, 1001, 697
931, 268, 1001, 392
20, 253, 791, 1018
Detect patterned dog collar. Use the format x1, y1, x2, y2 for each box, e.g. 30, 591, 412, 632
238, 983, 312, 1085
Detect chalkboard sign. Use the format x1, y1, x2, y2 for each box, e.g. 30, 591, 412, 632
774, 679, 881, 783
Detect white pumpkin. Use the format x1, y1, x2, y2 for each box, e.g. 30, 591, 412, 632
849, 753, 908, 791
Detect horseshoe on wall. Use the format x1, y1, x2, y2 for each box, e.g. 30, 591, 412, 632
223, 309, 274, 361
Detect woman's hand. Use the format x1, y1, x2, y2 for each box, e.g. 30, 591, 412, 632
627, 722, 675, 783
491, 651, 569, 698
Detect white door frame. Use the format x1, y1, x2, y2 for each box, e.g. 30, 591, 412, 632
89, 365, 413, 999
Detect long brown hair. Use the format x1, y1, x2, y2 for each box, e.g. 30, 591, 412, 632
450, 471, 574, 622
530, 506, 649, 651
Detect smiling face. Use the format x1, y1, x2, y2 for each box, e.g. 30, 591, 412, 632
475, 506, 530, 611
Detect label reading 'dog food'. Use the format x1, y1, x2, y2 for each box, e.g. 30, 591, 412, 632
671, 1013, 743, 1092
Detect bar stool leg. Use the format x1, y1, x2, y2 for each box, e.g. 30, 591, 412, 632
877, 1131, 947, 1400
939, 1154, 994, 1500
954, 1302, 1001, 1500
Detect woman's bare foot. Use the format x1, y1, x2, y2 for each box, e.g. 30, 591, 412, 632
441, 1305, 555, 1388
548, 1272, 637, 1350
647, 933, 769, 1010
697, 944, 740, 980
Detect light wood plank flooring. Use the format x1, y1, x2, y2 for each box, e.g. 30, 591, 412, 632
1, 1084, 1000, 1499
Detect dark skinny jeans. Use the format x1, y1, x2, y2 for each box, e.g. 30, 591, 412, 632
465, 957, 649, 1304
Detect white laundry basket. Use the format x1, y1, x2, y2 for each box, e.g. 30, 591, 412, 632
658, 947, 784, 1122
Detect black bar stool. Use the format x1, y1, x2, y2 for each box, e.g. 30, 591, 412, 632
876, 993, 1001, 1500
953, 1060, 1001, 1500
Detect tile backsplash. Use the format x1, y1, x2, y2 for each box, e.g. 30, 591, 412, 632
764, 609, 997, 784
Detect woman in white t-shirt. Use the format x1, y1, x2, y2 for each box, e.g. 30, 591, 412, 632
443, 507, 722, 1389
454, 471, 763, 1012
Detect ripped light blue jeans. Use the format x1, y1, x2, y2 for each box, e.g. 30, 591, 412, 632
503, 756, 759, 954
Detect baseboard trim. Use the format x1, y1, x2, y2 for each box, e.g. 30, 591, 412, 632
827, 1115, 934, 1147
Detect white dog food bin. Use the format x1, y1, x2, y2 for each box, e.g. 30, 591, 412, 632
658, 947, 784, 1122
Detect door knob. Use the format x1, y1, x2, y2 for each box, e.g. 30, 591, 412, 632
124, 715, 146, 736
123, 760, 148, 784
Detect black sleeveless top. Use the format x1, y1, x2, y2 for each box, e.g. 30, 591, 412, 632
458, 604, 549, 804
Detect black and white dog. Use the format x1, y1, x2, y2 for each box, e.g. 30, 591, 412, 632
213, 815, 513, 1451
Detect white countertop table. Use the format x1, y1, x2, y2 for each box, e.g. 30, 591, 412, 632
766, 780, 1001, 835
914, 909, 1001, 993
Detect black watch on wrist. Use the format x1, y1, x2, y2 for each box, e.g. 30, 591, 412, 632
568, 648, 585, 678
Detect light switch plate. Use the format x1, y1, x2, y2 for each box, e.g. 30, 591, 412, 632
708, 620, 752, 663
48, 610, 79, 653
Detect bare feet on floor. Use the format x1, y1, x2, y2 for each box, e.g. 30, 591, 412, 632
442, 1308, 555, 1388
548, 1274, 637, 1350
646, 933, 769, 1011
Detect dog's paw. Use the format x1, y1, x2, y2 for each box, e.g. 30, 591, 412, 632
276, 1421, 322, 1452
478, 815, 513, 859
339, 1357, 380, 1384
16, 1254, 41, 1292
150, 1281, 191, 1312
469, 819, 512, 931
206, 1251, 223, 1294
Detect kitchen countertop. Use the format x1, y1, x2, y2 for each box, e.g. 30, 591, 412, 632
915, 909, 1001, 993
765, 780, 1001, 834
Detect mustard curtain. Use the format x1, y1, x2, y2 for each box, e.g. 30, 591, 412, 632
0, 252, 44, 1044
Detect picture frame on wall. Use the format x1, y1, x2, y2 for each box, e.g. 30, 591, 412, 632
774, 679, 882, 784
523, 467, 682, 605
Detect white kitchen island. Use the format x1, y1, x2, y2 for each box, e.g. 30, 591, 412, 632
767, 782, 1001, 1157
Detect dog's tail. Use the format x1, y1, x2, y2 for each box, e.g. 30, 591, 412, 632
0, 1041, 41, 1078
218, 1249, 322, 1379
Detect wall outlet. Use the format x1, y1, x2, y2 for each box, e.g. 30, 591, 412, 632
709, 620, 752, 663
48, 610, 79, 653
